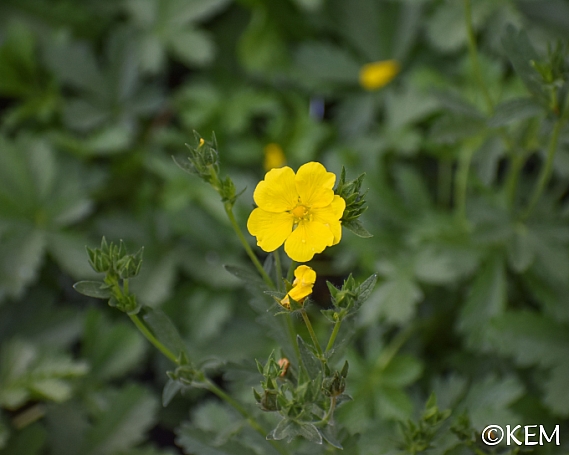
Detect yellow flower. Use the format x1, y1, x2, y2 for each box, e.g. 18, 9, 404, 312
359, 60, 400, 91
263, 143, 286, 171
247, 162, 346, 262
280, 265, 316, 308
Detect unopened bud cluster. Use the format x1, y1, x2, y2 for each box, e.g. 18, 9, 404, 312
334, 167, 368, 224
173, 133, 243, 208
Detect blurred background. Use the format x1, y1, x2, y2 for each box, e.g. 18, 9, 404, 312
1, 0, 569, 453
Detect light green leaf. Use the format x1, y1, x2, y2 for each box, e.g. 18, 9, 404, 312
169, 28, 215, 66
73, 281, 111, 299
361, 275, 423, 325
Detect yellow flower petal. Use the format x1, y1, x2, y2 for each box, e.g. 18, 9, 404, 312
359, 60, 400, 91
254, 166, 298, 213
311, 195, 346, 245
281, 265, 316, 308
284, 220, 334, 262
247, 208, 293, 252
295, 162, 336, 208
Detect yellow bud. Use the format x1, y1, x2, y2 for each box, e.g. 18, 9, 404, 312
263, 143, 286, 171
359, 60, 400, 91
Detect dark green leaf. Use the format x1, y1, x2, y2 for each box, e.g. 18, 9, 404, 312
488, 97, 542, 127
82, 385, 158, 455
141, 306, 188, 360
297, 335, 321, 379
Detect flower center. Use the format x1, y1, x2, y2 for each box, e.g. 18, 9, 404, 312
291, 204, 309, 220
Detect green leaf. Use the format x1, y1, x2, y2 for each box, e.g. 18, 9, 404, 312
73, 281, 112, 299
379, 355, 423, 388
543, 363, 569, 416
0, 339, 88, 409
295, 43, 360, 84
361, 275, 423, 325
81, 385, 158, 455
501, 25, 544, 101
169, 28, 215, 66
141, 306, 189, 360
267, 418, 322, 444
488, 311, 569, 368
488, 97, 543, 127
458, 254, 506, 349
460, 374, 524, 429
162, 378, 183, 407
0, 423, 47, 455
82, 309, 146, 381
516, 0, 569, 36
297, 335, 321, 379
342, 219, 373, 238
414, 245, 478, 285
224, 264, 264, 287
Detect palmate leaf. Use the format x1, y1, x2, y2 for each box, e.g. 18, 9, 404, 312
0, 339, 88, 410
82, 309, 146, 381
81, 385, 157, 455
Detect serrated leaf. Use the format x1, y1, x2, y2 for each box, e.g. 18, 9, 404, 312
488, 311, 569, 368
73, 281, 111, 299
361, 275, 423, 325
82, 385, 158, 455
379, 355, 423, 388
543, 363, 569, 416
488, 97, 542, 127
0, 339, 88, 409
297, 335, 321, 379
457, 254, 506, 349
82, 309, 146, 381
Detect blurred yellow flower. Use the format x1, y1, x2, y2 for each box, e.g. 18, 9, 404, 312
359, 60, 400, 90
263, 143, 286, 171
280, 265, 316, 308
247, 162, 345, 262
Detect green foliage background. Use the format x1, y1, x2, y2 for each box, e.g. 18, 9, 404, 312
1, 0, 569, 453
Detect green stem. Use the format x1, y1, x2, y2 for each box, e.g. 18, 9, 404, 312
455, 146, 475, 220
273, 250, 283, 292
205, 380, 291, 455
300, 309, 323, 358
374, 324, 416, 372
129, 313, 180, 364
522, 117, 565, 220
325, 320, 342, 353
224, 204, 275, 289
464, 0, 493, 114
505, 152, 525, 208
